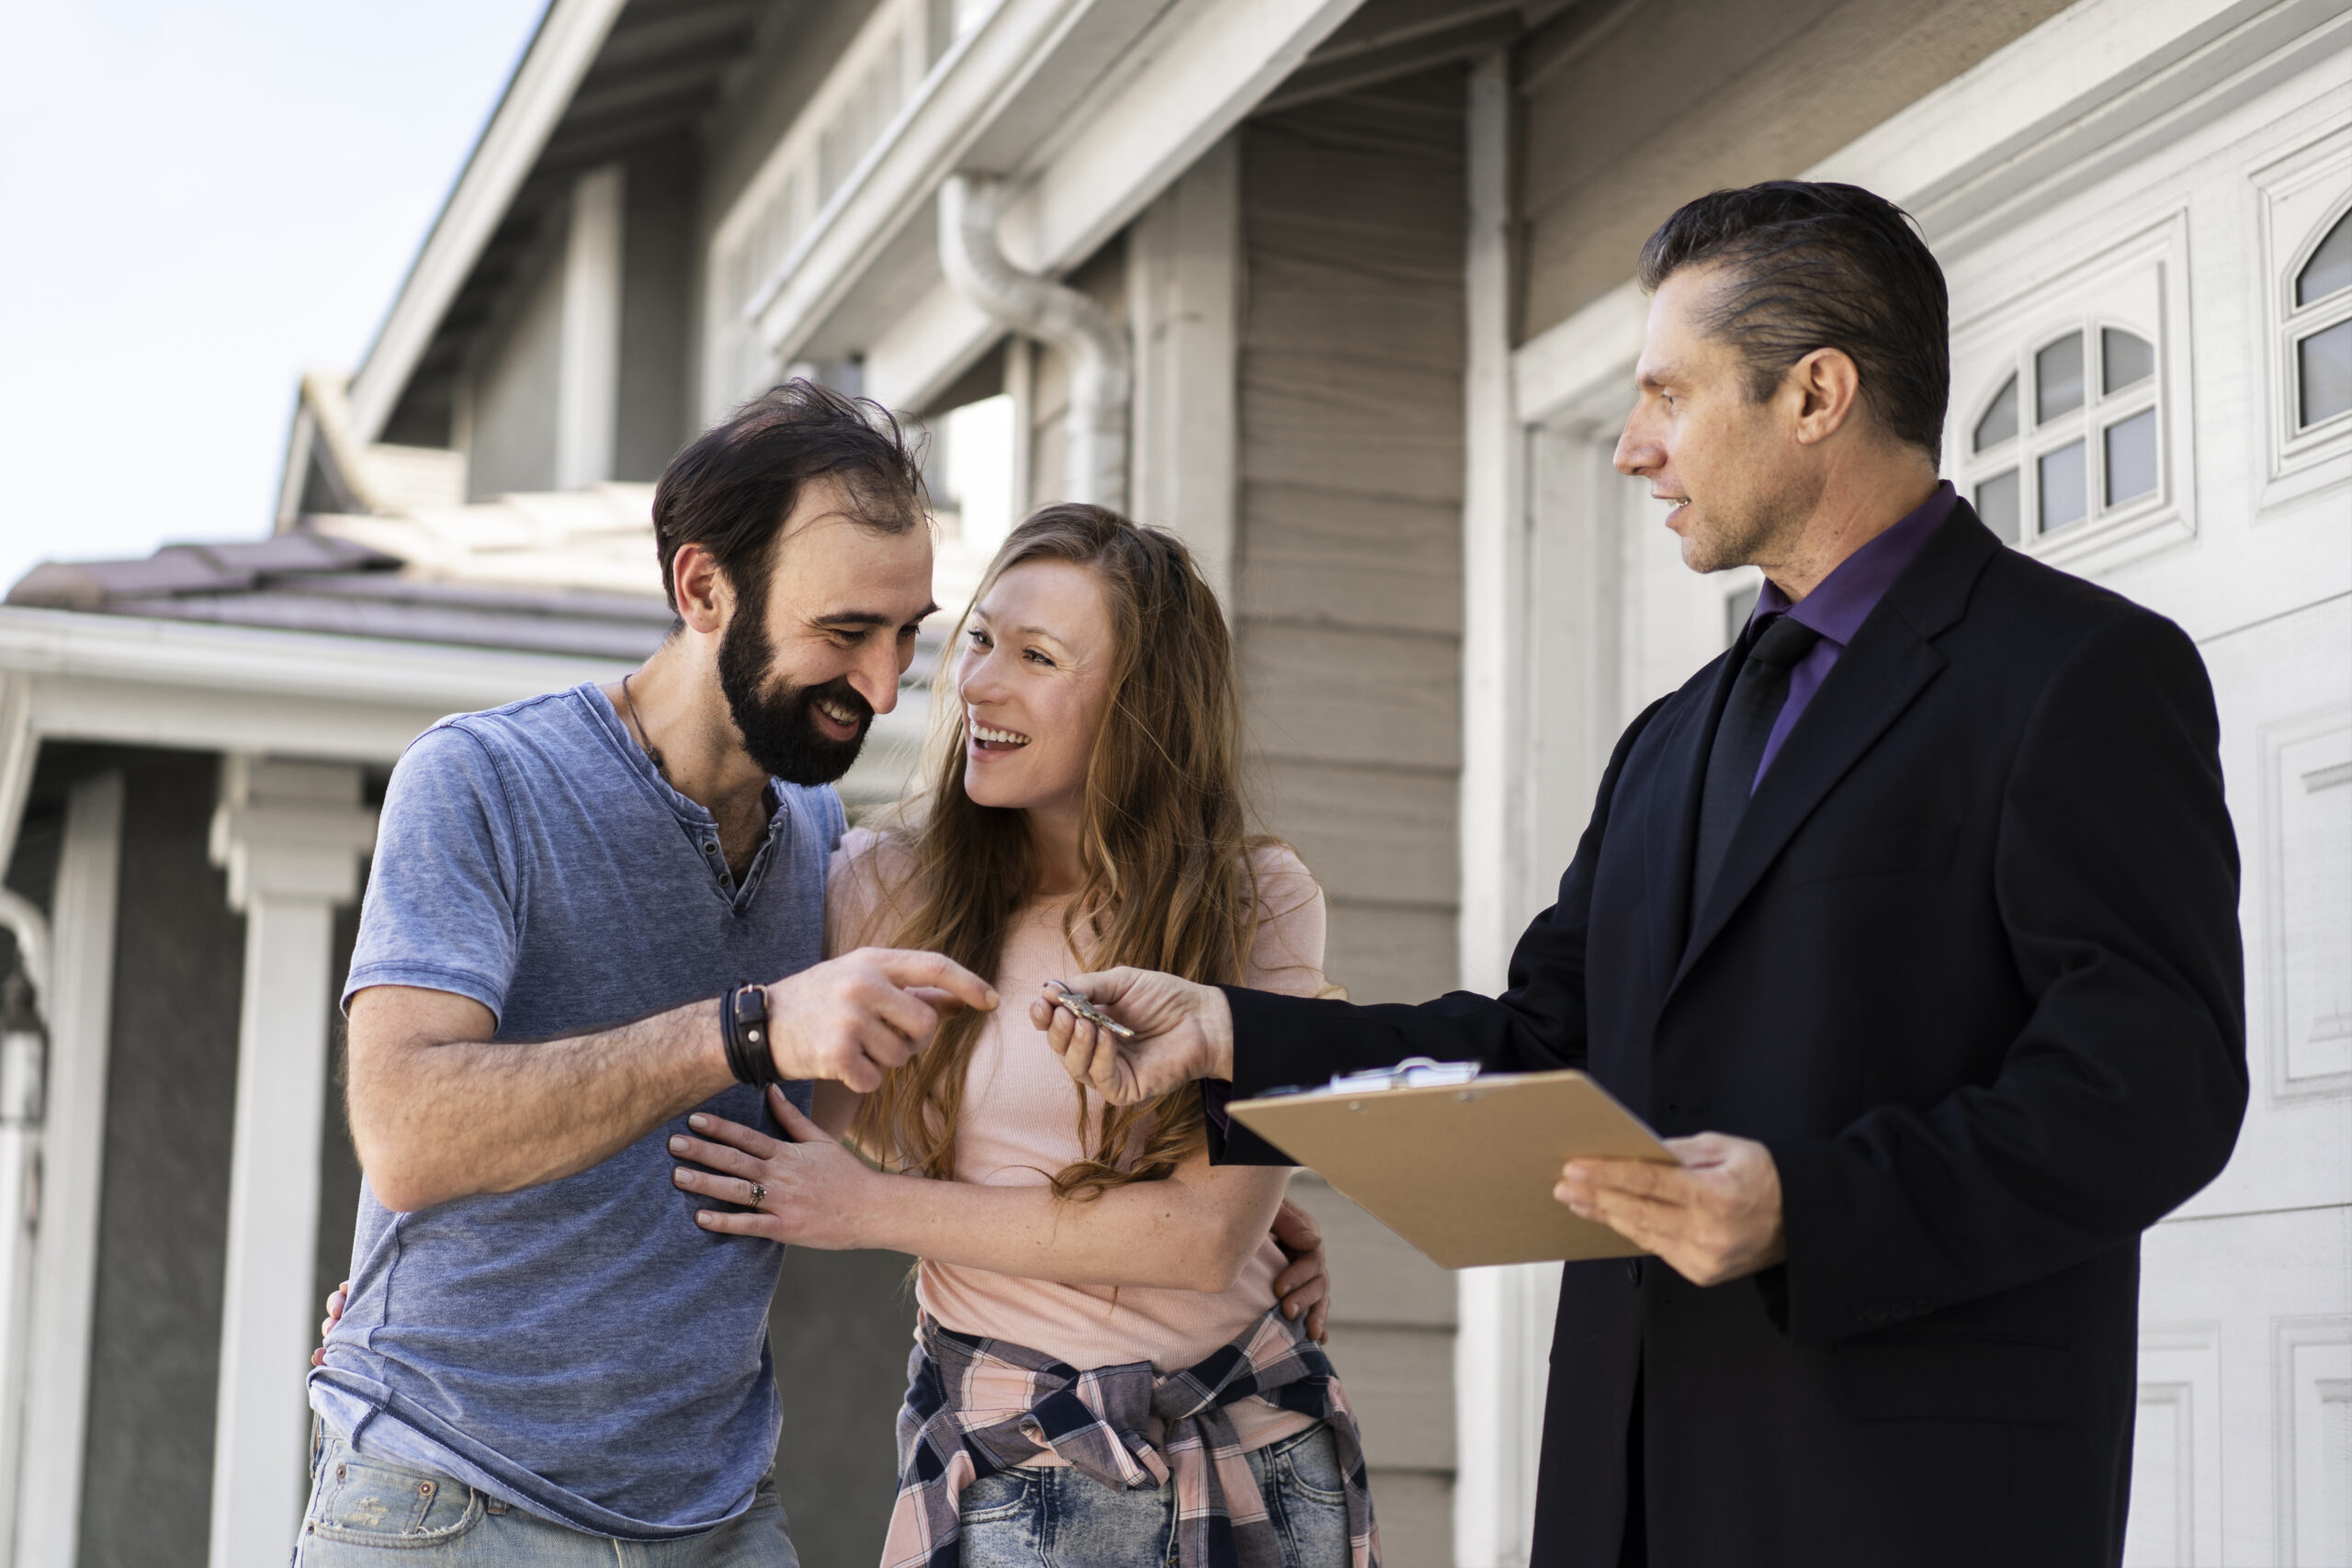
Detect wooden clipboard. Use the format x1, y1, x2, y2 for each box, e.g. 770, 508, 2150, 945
1228, 1069, 1678, 1269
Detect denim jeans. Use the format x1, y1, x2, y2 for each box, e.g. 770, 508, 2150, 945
956, 1424, 1351, 1568
293, 1433, 799, 1566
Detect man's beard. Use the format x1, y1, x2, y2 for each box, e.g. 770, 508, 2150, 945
716, 604, 875, 786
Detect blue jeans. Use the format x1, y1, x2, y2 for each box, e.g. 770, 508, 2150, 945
957, 1424, 1351, 1568
293, 1433, 799, 1566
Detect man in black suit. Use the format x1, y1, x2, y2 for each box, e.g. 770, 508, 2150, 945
1029, 182, 2246, 1567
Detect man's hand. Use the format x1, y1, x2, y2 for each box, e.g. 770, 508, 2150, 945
1030, 969, 1233, 1104
1270, 1196, 1331, 1343
765, 948, 998, 1092
1555, 1133, 1785, 1287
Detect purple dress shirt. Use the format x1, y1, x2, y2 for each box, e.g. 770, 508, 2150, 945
1743, 480, 1958, 790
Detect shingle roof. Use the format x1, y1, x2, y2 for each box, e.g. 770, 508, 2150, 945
6, 526, 674, 661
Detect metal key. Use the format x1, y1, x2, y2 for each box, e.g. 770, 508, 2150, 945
1049, 981, 1136, 1040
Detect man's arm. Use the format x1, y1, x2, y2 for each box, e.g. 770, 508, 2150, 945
1038, 694, 1673, 1105
349, 947, 994, 1213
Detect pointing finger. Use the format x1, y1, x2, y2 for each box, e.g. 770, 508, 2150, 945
872, 950, 999, 1011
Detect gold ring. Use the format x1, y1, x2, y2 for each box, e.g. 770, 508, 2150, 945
749, 1182, 767, 1205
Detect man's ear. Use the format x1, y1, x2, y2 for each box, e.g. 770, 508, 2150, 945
1788, 347, 1863, 447
670, 542, 732, 637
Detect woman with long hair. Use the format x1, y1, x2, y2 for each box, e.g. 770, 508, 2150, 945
670, 505, 1379, 1568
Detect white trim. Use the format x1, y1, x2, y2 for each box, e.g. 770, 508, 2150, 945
1509, 0, 2349, 430
1455, 57, 1554, 1568
12, 772, 122, 1568
1511, 280, 1647, 468
207, 761, 375, 1568
346, 0, 631, 442
0, 678, 32, 885
0, 608, 629, 733
1458, 51, 1522, 1003
556, 164, 627, 491
1809, 0, 2346, 243
1126, 138, 1240, 604
831, 0, 1363, 413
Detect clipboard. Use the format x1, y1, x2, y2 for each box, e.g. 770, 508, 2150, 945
1227, 1062, 1678, 1269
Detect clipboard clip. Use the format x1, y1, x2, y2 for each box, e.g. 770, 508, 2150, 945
1288, 1057, 1481, 1094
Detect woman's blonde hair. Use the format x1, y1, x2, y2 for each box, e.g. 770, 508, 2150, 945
853, 503, 1272, 1200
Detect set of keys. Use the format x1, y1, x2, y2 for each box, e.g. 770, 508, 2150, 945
1047, 980, 1136, 1040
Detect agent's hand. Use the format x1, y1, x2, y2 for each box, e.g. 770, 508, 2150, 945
1270, 1197, 1331, 1343
1555, 1133, 1784, 1287
763, 949, 998, 1093
670, 1087, 880, 1249
312, 1280, 351, 1368
1030, 969, 1234, 1104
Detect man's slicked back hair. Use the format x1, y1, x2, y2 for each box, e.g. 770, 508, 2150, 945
1637, 182, 1950, 457
651, 378, 928, 611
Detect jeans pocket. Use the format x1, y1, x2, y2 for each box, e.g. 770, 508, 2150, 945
304, 1444, 485, 1548
959, 1467, 1038, 1525
1265, 1425, 1347, 1504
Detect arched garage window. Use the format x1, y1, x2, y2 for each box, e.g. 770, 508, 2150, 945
1963, 321, 2160, 544
2290, 206, 2352, 432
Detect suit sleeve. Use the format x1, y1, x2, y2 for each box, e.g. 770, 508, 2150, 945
1206, 696, 1670, 1163
1770, 611, 2246, 1345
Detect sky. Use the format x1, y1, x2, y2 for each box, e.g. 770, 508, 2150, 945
0, 0, 548, 594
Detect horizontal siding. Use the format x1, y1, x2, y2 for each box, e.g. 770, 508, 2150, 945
1237, 70, 1467, 1563
1238, 485, 1463, 637
1513, 0, 2073, 335
1323, 900, 1458, 1006
1240, 624, 1460, 771
1265, 761, 1457, 908
1368, 1472, 1456, 1568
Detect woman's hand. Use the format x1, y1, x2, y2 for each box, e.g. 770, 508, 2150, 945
312, 1280, 351, 1368
1270, 1198, 1331, 1343
670, 1086, 885, 1250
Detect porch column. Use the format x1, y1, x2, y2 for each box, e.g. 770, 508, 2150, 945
206, 758, 375, 1568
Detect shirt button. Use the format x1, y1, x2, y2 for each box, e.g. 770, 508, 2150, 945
1625, 1260, 1644, 1286
703, 840, 718, 853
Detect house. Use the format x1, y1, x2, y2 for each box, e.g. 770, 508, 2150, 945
0, 0, 2344, 1562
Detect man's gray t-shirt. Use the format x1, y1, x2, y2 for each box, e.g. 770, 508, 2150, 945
311, 682, 843, 1539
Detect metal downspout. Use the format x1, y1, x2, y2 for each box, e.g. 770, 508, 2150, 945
937, 175, 1130, 511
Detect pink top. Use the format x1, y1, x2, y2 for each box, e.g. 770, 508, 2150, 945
827, 829, 1329, 1455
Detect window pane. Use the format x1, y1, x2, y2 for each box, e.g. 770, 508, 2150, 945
2296, 210, 2352, 308
2039, 440, 2087, 532
1974, 374, 2018, 451
2101, 328, 2154, 395
2036, 333, 2085, 423
2299, 319, 2352, 428
2104, 409, 2157, 506
1974, 469, 2020, 543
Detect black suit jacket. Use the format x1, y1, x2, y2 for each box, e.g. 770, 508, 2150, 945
1217, 506, 2245, 1567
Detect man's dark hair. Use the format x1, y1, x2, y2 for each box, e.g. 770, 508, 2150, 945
1637, 182, 1949, 456
650, 378, 927, 612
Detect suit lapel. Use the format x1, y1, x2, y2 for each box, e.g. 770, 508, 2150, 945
1666, 509, 2001, 997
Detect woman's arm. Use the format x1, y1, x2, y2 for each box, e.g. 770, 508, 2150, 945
673, 1089, 1290, 1293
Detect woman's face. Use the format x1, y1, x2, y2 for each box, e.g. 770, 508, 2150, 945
956, 558, 1116, 817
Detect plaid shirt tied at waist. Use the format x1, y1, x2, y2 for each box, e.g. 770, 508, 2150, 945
884, 1307, 1380, 1568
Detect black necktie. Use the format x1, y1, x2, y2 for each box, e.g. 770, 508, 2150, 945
1690, 614, 1823, 915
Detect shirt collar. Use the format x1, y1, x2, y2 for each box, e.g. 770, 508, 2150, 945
1752, 480, 1956, 649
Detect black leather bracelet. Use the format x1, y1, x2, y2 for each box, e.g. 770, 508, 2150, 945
719, 982, 777, 1089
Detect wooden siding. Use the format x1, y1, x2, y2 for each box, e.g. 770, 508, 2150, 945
1238, 69, 1468, 1563
1513, 0, 2075, 340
